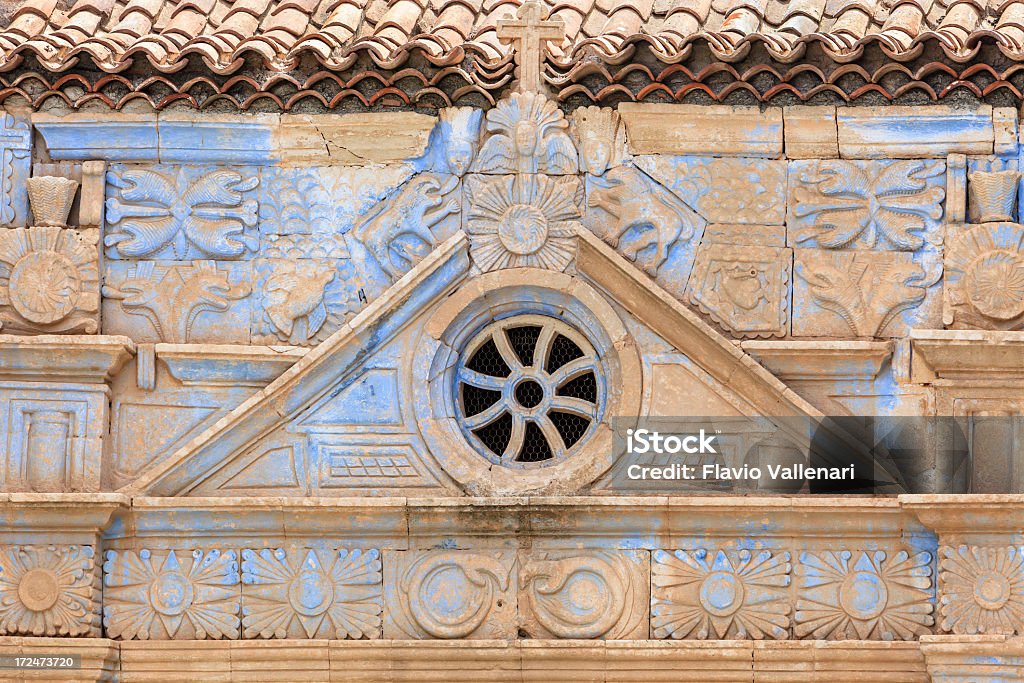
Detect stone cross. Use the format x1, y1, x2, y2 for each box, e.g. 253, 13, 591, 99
497, 1, 564, 94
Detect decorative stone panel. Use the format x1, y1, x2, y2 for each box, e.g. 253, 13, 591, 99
518, 549, 649, 640
651, 548, 791, 640
240, 547, 382, 639
944, 223, 1024, 330
687, 244, 791, 338
793, 250, 941, 338
0, 544, 98, 637
0, 110, 31, 227
794, 549, 934, 640
383, 550, 516, 639
788, 159, 945, 251
103, 549, 240, 640
938, 545, 1024, 636
250, 258, 359, 346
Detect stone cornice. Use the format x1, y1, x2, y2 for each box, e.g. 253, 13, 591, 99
0, 334, 134, 384
910, 329, 1024, 382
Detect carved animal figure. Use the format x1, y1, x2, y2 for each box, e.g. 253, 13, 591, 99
263, 265, 336, 344
587, 167, 698, 275
352, 174, 459, 280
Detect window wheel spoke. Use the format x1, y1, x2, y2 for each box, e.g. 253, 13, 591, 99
463, 399, 506, 430
550, 395, 597, 419
492, 328, 522, 372
549, 357, 597, 386
535, 414, 567, 458
501, 414, 526, 463
458, 367, 505, 391
532, 323, 557, 370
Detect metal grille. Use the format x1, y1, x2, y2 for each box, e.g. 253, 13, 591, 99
456, 315, 601, 466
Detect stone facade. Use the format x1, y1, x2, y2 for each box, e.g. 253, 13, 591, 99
1, 0, 1024, 680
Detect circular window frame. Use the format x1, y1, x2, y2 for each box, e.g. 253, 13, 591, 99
412, 268, 641, 496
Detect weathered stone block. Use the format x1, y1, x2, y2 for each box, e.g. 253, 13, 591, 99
784, 106, 838, 159
277, 113, 436, 165
837, 106, 993, 158
620, 104, 783, 157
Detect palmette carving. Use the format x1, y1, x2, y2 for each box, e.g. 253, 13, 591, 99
968, 170, 1019, 223
102, 260, 251, 342
790, 159, 945, 250
0, 545, 96, 637
351, 173, 459, 280
0, 226, 99, 334
241, 548, 382, 639
651, 549, 791, 640
687, 244, 791, 338
585, 166, 701, 277
103, 549, 240, 640
388, 551, 514, 639
105, 166, 259, 259
945, 223, 1024, 329
795, 550, 933, 640
519, 551, 647, 639
473, 92, 578, 175
794, 250, 941, 337
939, 545, 1024, 635
466, 173, 580, 272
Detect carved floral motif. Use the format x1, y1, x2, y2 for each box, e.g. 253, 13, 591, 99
102, 261, 251, 343
793, 250, 941, 338
0, 226, 99, 334
519, 551, 647, 639
651, 548, 791, 639
789, 159, 945, 250
241, 548, 382, 639
351, 173, 459, 280
687, 244, 791, 338
945, 223, 1024, 330
795, 550, 933, 640
466, 173, 580, 272
103, 549, 240, 640
105, 166, 259, 259
0, 545, 96, 636
387, 551, 514, 639
939, 545, 1024, 635
585, 166, 702, 278
473, 92, 578, 175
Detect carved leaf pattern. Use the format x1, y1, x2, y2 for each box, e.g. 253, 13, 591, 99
0, 545, 96, 637
791, 159, 945, 250
939, 545, 1024, 635
103, 549, 240, 640
241, 548, 382, 639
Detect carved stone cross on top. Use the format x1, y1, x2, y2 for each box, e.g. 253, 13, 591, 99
497, 1, 564, 94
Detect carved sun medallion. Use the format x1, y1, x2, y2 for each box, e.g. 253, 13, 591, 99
455, 315, 601, 467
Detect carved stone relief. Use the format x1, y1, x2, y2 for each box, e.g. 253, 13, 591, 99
584, 165, 704, 282
0, 545, 97, 637
384, 550, 516, 639
635, 156, 787, 225
473, 92, 577, 175
652, 548, 791, 640
465, 173, 580, 272
103, 549, 240, 640
687, 244, 791, 338
241, 547, 382, 639
519, 550, 648, 639
793, 250, 941, 338
105, 165, 259, 260
0, 111, 31, 227
571, 106, 625, 176
795, 550, 933, 640
102, 261, 251, 343
251, 259, 358, 346
945, 223, 1024, 330
788, 159, 945, 250
0, 225, 99, 334
939, 545, 1024, 635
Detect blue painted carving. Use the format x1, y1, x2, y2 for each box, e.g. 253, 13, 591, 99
0, 112, 30, 227
414, 107, 483, 177
472, 92, 578, 175
251, 258, 360, 346
789, 159, 945, 251
105, 165, 260, 260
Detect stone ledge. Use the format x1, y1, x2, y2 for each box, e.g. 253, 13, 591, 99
909, 329, 1024, 382
0, 335, 134, 384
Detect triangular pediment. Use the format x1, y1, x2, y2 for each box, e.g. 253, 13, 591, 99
123, 227, 891, 497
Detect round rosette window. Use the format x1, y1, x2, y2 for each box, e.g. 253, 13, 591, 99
456, 315, 601, 466
412, 269, 641, 496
